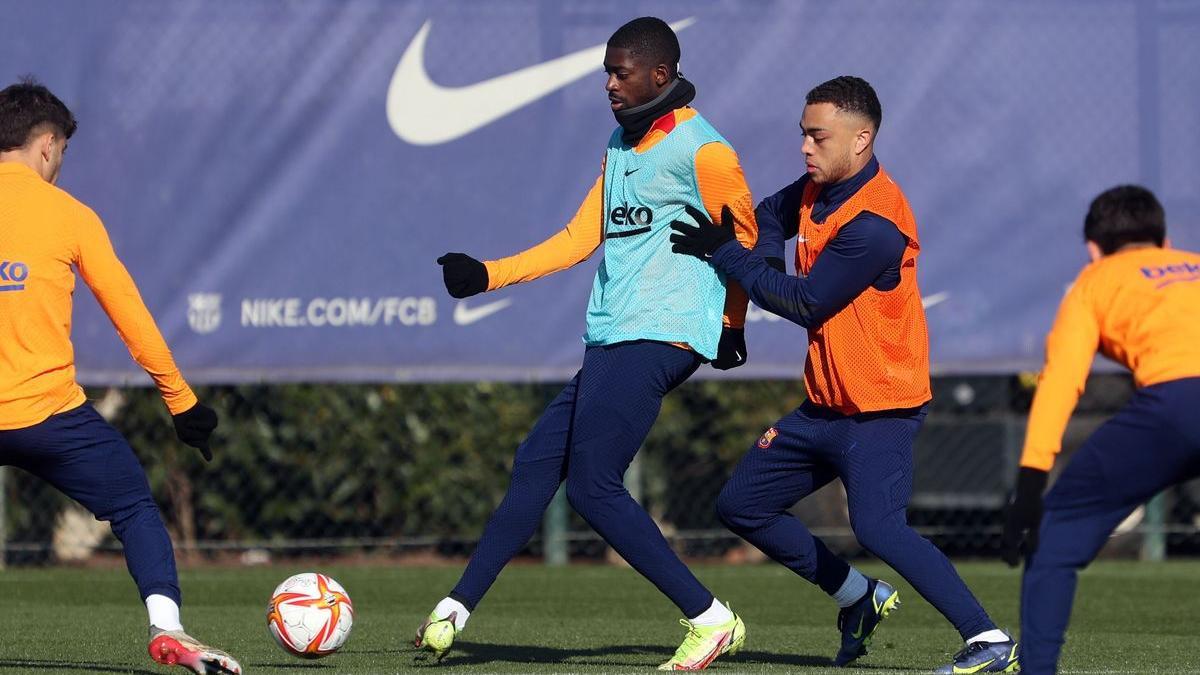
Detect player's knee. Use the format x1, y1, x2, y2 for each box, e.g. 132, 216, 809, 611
105, 496, 163, 535
715, 485, 757, 533
564, 477, 603, 518
507, 461, 559, 498
1028, 524, 1102, 569
569, 474, 632, 523
564, 479, 586, 512
850, 517, 897, 554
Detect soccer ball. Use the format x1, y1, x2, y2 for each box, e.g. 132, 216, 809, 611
267, 572, 354, 658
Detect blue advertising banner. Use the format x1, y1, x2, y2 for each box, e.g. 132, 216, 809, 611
2, 0, 1196, 383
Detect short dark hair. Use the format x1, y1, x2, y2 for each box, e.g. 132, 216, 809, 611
806, 76, 882, 130
0, 77, 77, 152
1083, 185, 1166, 254
608, 17, 680, 77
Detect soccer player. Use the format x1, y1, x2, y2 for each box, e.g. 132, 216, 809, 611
0, 79, 241, 674
670, 76, 1019, 673
419, 17, 756, 670
1002, 186, 1200, 674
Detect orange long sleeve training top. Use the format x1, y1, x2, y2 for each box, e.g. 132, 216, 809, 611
1020, 246, 1200, 471
0, 162, 196, 430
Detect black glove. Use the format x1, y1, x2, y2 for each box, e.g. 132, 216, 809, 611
437, 253, 489, 299
670, 205, 737, 259
765, 257, 786, 273
172, 402, 218, 462
711, 327, 747, 370
1001, 467, 1049, 567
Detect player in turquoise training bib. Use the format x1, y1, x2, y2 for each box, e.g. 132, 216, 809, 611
421, 18, 756, 670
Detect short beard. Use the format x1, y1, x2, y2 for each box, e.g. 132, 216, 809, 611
819, 154, 855, 185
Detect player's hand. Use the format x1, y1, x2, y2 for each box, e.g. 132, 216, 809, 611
711, 327, 747, 370
437, 253, 489, 299
670, 205, 737, 259
172, 402, 218, 462
1001, 467, 1049, 567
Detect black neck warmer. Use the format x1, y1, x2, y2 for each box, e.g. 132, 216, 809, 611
614, 76, 697, 146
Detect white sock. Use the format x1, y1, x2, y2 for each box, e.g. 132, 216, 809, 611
689, 598, 734, 626
146, 594, 183, 632
966, 629, 1010, 645
832, 568, 870, 608
434, 597, 470, 631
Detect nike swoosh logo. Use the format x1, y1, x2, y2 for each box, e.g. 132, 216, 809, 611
624, 167, 640, 176
387, 18, 696, 145
453, 298, 512, 326
922, 291, 950, 309
954, 657, 996, 674
688, 632, 730, 669
850, 615, 867, 639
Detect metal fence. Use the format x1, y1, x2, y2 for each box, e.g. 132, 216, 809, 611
3, 375, 1197, 568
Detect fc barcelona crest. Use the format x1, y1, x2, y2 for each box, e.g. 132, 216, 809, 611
187, 293, 222, 334
757, 427, 778, 449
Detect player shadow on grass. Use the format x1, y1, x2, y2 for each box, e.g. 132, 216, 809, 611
246, 662, 335, 669
716, 650, 914, 671
402, 641, 912, 670
0, 658, 159, 673
245, 663, 334, 669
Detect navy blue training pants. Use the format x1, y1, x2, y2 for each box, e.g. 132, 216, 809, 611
717, 401, 995, 639
451, 341, 715, 617
0, 404, 181, 604
1021, 378, 1200, 674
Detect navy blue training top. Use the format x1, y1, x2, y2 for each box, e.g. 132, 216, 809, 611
712, 156, 907, 327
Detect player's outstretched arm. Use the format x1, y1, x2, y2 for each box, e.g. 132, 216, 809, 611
671, 207, 903, 328
73, 206, 217, 460
435, 175, 605, 297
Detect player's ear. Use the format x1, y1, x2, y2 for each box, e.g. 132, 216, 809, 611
654, 63, 670, 87
39, 132, 55, 162
854, 127, 873, 156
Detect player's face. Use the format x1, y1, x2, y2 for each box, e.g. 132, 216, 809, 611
604, 47, 668, 111
800, 103, 871, 185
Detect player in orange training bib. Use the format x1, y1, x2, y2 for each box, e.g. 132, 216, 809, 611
671, 76, 1015, 673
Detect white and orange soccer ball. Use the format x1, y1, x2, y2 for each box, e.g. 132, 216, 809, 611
267, 572, 354, 658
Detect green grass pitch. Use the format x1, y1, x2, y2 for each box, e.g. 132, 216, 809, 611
0, 561, 1195, 673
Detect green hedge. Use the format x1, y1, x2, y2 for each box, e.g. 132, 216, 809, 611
5, 381, 806, 553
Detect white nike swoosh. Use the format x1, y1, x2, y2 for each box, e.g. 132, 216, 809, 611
921, 291, 950, 309
387, 18, 696, 145
453, 298, 513, 326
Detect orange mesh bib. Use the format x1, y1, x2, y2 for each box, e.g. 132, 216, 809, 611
795, 166, 931, 414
